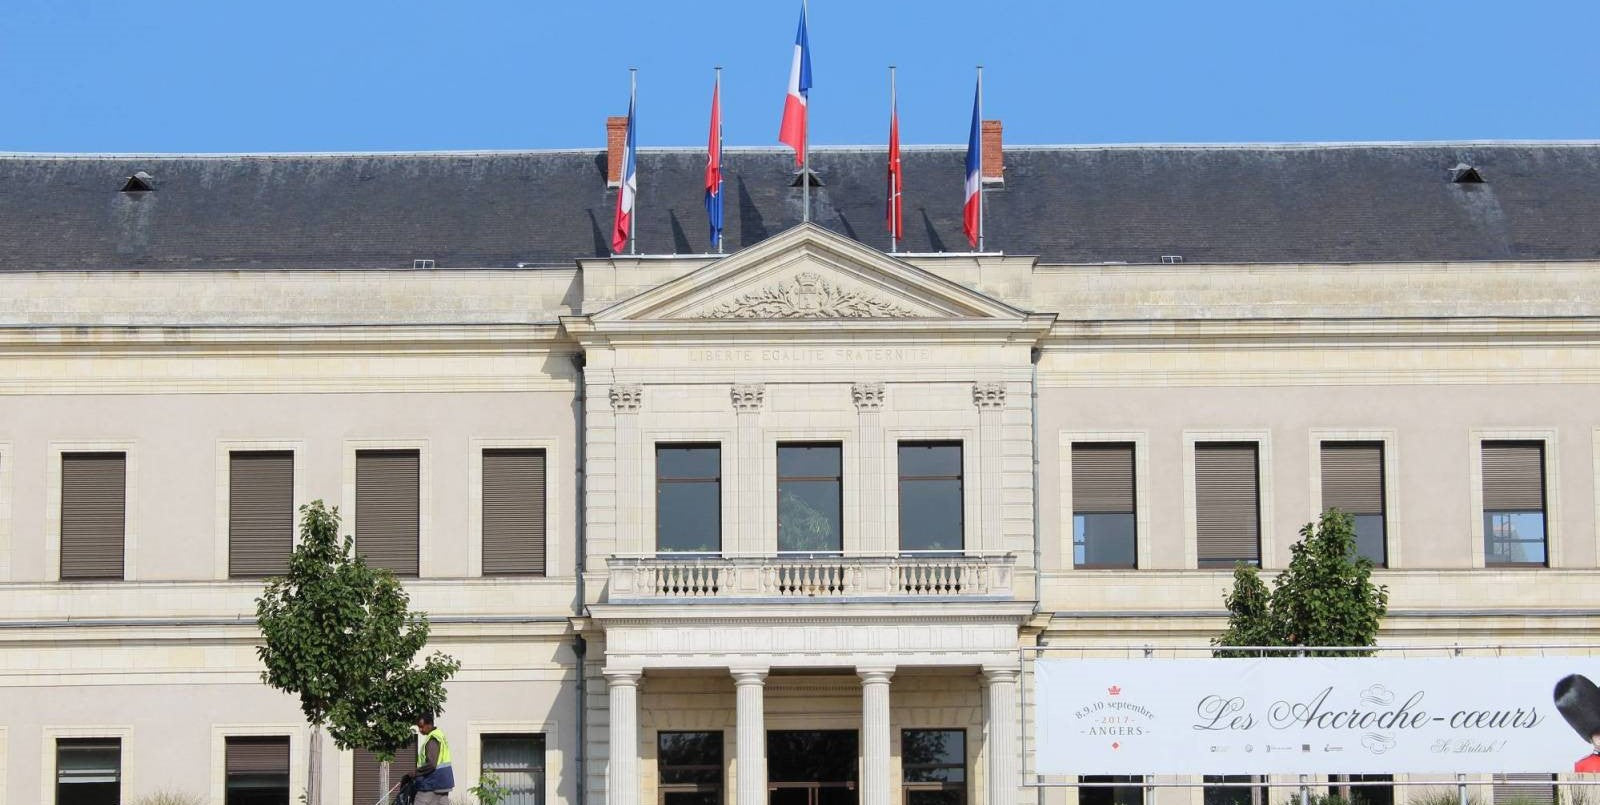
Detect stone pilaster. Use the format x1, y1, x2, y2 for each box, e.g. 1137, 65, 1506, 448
984, 667, 1021, 805
605, 669, 642, 805
973, 382, 1006, 552
610, 384, 643, 554
859, 667, 895, 805
732, 384, 765, 555
733, 668, 769, 805
853, 382, 886, 552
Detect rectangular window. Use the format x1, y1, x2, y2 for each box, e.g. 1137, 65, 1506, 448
229, 451, 295, 578
657, 445, 721, 553
1482, 441, 1547, 566
1072, 443, 1137, 568
1320, 442, 1386, 566
225, 736, 290, 805
60, 452, 127, 580
1492, 774, 1555, 805
899, 442, 963, 552
1202, 775, 1264, 805
1333, 774, 1394, 805
483, 734, 546, 805
659, 731, 724, 805
902, 730, 965, 805
483, 449, 548, 576
778, 443, 843, 554
355, 449, 420, 576
56, 738, 120, 805
1078, 776, 1144, 805
1194, 443, 1260, 568
354, 744, 416, 805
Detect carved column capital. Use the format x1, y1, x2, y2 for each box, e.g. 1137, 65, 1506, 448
852, 382, 886, 412
731, 383, 766, 412
609, 384, 643, 413
972, 382, 1007, 409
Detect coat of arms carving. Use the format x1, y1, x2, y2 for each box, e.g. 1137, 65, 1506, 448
698, 272, 918, 319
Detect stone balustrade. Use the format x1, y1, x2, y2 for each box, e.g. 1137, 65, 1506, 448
605, 552, 1015, 601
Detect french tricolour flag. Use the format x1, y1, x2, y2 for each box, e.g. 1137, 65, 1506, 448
778, 5, 812, 166
612, 87, 637, 254
962, 80, 982, 249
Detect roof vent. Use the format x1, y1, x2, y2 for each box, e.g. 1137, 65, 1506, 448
413, 259, 436, 269
1450, 163, 1485, 184
120, 171, 155, 192
1160, 255, 1184, 264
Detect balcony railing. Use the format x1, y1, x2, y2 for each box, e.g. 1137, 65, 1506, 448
606, 552, 1016, 601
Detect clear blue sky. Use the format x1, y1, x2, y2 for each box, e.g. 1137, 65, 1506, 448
3, 0, 1597, 153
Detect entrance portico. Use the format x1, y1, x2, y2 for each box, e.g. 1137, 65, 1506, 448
594, 605, 1029, 805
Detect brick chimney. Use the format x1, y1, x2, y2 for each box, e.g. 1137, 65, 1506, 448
982, 120, 1004, 184
606, 115, 628, 187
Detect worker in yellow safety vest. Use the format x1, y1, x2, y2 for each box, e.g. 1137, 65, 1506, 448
401, 712, 453, 804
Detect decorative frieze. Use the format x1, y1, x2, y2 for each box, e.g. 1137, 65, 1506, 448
851, 382, 886, 412
972, 382, 1006, 409
700, 272, 918, 319
731, 383, 766, 412
609, 384, 643, 412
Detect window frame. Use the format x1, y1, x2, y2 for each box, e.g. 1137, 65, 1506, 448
1069, 442, 1139, 570
897, 441, 965, 554
480, 732, 548, 805
1478, 438, 1552, 568
901, 728, 966, 805
55, 737, 122, 805
43, 727, 131, 805
776, 442, 844, 556
1189, 438, 1266, 570
657, 730, 725, 805
342, 439, 431, 577
654, 443, 723, 555
48, 442, 137, 582
216, 441, 305, 581
470, 437, 561, 577
210, 724, 306, 805
1316, 439, 1389, 568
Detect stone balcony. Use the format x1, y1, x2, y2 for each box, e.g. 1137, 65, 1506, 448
604, 552, 1016, 602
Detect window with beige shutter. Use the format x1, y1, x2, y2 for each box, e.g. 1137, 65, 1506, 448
229, 451, 294, 578
1072, 443, 1136, 568
1319, 442, 1386, 566
225, 736, 290, 805
483, 448, 547, 576
355, 449, 420, 576
1194, 443, 1260, 568
60, 452, 126, 580
1481, 441, 1547, 566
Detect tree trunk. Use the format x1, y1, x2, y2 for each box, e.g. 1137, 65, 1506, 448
307, 728, 323, 805
378, 760, 390, 805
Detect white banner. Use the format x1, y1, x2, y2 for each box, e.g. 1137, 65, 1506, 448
1035, 657, 1600, 775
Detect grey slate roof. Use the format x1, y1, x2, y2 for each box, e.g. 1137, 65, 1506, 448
2, 142, 1599, 270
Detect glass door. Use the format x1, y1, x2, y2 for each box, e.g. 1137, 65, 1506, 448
767, 730, 858, 805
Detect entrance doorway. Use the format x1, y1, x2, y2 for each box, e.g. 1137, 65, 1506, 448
767, 730, 859, 805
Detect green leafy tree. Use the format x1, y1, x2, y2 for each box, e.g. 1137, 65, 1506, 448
1213, 509, 1389, 657
256, 501, 460, 805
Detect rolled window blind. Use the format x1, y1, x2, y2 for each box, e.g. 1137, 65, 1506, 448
1493, 774, 1555, 805
1195, 443, 1260, 565
60, 452, 126, 580
1482, 441, 1545, 511
229, 451, 294, 578
225, 736, 289, 774
356, 450, 420, 576
1072, 443, 1135, 514
483, 449, 547, 576
1320, 442, 1384, 515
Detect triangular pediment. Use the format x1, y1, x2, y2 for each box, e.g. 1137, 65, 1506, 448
592, 224, 1030, 323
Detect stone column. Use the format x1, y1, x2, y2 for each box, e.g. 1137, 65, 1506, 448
733, 668, 769, 805
983, 667, 1021, 805
859, 667, 895, 805
606, 670, 642, 805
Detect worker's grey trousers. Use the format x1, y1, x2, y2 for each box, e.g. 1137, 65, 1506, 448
413, 792, 451, 805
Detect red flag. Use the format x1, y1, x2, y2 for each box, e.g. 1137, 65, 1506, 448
886, 78, 903, 244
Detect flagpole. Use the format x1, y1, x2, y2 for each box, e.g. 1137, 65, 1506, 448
629, 67, 638, 256
716, 66, 725, 254
801, 0, 811, 225
976, 64, 984, 253
889, 65, 898, 254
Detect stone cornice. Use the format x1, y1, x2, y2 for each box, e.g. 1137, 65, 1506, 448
1040, 316, 1600, 347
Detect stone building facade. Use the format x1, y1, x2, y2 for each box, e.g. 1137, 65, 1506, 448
1, 141, 1599, 805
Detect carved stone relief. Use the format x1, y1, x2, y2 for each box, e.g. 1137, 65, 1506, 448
699, 272, 918, 319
